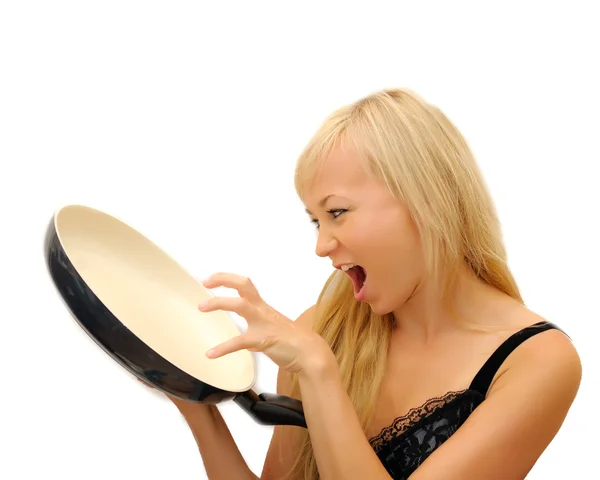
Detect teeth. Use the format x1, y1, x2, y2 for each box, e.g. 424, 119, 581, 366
341, 264, 356, 272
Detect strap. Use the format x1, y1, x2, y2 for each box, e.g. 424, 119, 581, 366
469, 321, 563, 396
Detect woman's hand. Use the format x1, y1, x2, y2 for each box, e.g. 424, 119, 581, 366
198, 272, 334, 377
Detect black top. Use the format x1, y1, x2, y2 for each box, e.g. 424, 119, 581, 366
367, 321, 562, 480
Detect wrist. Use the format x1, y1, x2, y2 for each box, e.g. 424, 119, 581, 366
298, 339, 339, 384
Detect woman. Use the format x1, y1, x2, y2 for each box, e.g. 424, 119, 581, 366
159, 89, 581, 479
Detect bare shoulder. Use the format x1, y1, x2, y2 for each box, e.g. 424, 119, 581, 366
484, 304, 582, 415
479, 302, 581, 392
409, 310, 582, 479
496, 311, 582, 396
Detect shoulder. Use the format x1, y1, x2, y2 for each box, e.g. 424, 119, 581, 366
483, 303, 582, 410
408, 314, 582, 479
479, 301, 581, 395
491, 314, 582, 400
478, 314, 581, 468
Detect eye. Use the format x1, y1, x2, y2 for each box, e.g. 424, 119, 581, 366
329, 209, 347, 218
310, 209, 347, 229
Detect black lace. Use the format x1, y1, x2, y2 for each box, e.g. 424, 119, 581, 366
365, 320, 561, 480
369, 389, 468, 451
368, 389, 486, 479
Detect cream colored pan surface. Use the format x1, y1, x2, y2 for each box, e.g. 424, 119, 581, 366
54, 205, 256, 393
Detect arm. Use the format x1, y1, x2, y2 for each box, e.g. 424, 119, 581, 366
260, 365, 307, 479
297, 357, 393, 480
172, 306, 315, 480
189, 273, 581, 479
296, 330, 580, 480
261, 305, 317, 479
199, 273, 393, 479
171, 400, 258, 480
408, 329, 582, 480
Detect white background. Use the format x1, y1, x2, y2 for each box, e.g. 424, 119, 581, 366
1, 1, 598, 478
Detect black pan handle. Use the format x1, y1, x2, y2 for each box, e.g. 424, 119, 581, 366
233, 390, 307, 428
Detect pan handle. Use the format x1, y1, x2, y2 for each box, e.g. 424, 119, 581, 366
233, 390, 307, 428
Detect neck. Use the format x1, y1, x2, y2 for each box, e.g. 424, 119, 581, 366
391, 263, 512, 342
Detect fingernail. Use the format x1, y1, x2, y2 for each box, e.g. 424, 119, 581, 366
198, 302, 208, 311
206, 349, 215, 358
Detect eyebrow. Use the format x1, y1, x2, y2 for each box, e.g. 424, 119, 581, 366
305, 194, 336, 215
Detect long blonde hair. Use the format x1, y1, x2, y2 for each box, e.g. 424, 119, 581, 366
288, 88, 523, 480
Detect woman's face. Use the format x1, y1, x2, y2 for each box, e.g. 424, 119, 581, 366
303, 146, 425, 315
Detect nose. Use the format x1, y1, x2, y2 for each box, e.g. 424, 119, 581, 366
315, 228, 338, 258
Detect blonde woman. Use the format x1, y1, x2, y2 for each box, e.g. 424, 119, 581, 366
165, 89, 581, 479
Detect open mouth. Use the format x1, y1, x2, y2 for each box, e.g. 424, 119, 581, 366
342, 264, 367, 296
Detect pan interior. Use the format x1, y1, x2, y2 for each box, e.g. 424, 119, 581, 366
54, 205, 256, 393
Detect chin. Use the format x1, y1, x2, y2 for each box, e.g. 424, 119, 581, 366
365, 289, 412, 317
363, 299, 394, 316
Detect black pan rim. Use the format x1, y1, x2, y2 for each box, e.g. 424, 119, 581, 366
44, 206, 247, 403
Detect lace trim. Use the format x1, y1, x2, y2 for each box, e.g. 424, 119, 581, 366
368, 389, 468, 452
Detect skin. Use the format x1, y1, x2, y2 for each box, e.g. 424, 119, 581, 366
300, 146, 583, 454
306, 145, 426, 320
147, 145, 582, 479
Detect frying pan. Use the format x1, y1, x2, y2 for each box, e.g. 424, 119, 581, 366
43, 204, 306, 428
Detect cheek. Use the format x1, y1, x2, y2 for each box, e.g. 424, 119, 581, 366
370, 215, 423, 276
345, 209, 422, 268
373, 211, 418, 251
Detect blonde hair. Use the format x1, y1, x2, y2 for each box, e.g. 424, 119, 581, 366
288, 88, 523, 480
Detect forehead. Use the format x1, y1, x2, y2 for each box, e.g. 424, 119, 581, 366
307, 146, 370, 197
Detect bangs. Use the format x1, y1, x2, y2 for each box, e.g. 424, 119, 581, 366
293, 90, 422, 204
293, 108, 356, 202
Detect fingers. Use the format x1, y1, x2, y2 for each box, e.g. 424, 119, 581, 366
198, 295, 257, 320
206, 333, 261, 359
202, 273, 262, 304
199, 272, 282, 361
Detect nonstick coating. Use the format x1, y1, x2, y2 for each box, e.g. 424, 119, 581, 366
44, 204, 257, 402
